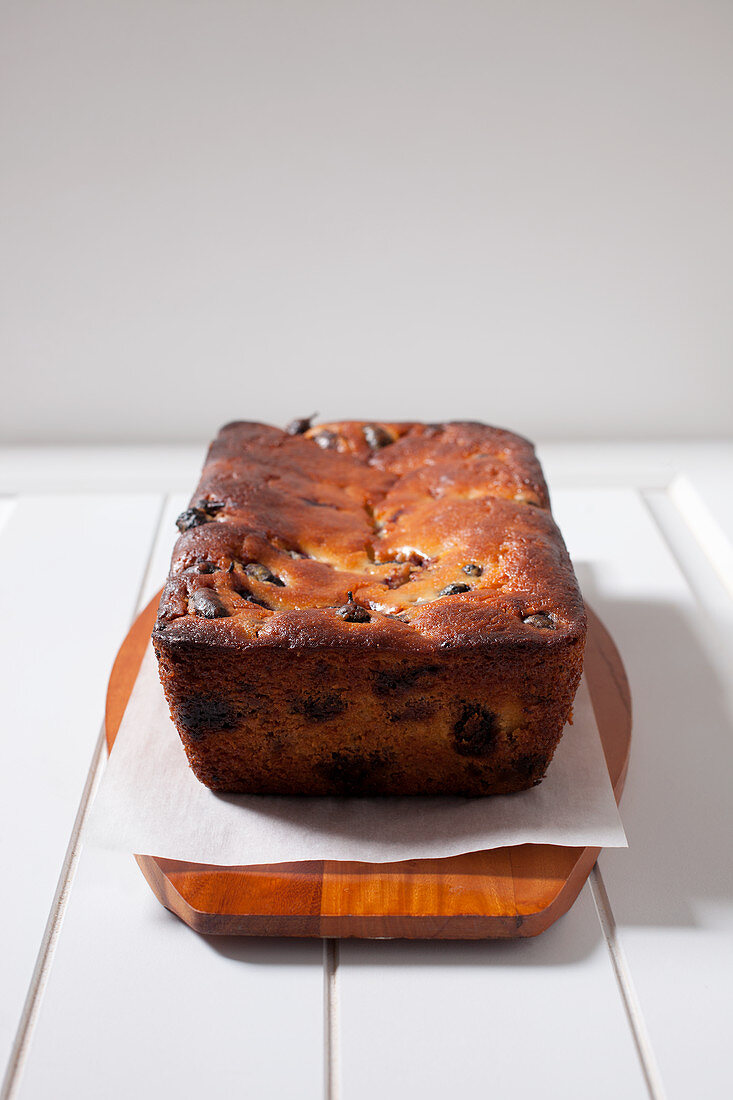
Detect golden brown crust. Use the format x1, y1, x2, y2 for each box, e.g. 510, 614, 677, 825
152, 420, 586, 795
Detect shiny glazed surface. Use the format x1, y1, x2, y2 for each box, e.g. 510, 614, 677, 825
154, 420, 586, 652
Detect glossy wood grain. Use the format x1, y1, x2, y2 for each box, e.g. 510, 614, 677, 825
106, 594, 630, 938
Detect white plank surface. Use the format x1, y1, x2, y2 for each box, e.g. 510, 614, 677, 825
339, 885, 648, 1099
11, 491, 326, 1100
14, 849, 325, 1100
555, 488, 733, 1100
0, 494, 163, 1077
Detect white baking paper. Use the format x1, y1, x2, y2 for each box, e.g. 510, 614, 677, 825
86, 647, 626, 864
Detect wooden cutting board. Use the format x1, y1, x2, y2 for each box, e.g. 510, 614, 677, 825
106, 595, 630, 938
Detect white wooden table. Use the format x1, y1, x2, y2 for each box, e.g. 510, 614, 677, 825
1, 441, 731, 1100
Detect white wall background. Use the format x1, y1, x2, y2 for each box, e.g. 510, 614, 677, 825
1, 0, 732, 445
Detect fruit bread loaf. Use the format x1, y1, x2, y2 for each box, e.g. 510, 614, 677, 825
152, 419, 586, 795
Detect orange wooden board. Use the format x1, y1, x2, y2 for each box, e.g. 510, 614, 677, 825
106, 595, 630, 939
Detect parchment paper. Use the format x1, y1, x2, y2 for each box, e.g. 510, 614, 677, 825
86, 647, 626, 864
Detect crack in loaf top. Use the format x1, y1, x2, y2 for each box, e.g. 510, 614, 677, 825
153, 420, 586, 651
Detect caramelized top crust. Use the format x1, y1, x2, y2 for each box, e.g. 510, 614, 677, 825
153, 420, 586, 652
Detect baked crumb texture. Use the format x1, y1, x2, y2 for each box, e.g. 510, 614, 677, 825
152, 420, 587, 795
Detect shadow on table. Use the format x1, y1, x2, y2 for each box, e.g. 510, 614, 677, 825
575, 562, 733, 930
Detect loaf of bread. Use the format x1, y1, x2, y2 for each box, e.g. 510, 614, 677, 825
152, 420, 586, 795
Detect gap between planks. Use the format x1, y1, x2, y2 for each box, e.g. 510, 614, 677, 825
0, 497, 16, 539
589, 483, 733, 1100
584, 484, 685, 1100
590, 869, 667, 1100
665, 474, 733, 601
324, 940, 340, 1100
0, 494, 169, 1100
